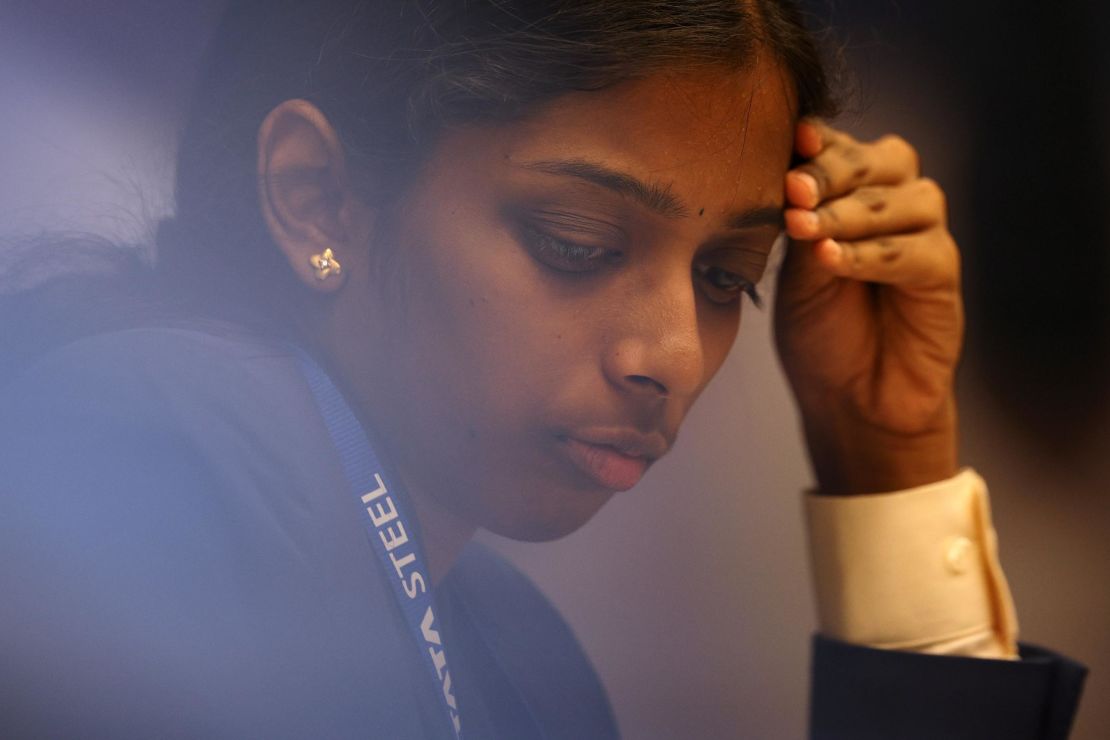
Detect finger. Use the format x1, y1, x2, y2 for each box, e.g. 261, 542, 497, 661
784, 178, 947, 242
792, 119, 850, 170
794, 118, 830, 159
786, 134, 921, 209
813, 231, 959, 289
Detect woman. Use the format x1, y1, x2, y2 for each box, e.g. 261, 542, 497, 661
0, 0, 1086, 737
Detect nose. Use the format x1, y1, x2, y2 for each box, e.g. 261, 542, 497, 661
601, 272, 706, 401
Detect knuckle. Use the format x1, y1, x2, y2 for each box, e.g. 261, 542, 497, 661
876, 238, 903, 264
853, 187, 888, 220
837, 146, 872, 185
839, 143, 865, 163
926, 230, 961, 288
816, 203, 841, 226
826, 125, 855, 145
940, 229, 961, 263
841, 240, 863, 271
880, 133, 920, 174
917, 177, 947, 214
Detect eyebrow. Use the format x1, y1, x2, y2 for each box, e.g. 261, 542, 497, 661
725, 205, 785, 231
520, 158, 784, 231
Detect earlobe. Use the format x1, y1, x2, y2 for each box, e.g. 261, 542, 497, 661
257, 99, 370, 292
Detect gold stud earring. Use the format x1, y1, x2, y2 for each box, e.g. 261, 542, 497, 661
309, 248, 342, 281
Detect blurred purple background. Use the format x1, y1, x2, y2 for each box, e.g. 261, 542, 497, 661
2, 2, 1107, 737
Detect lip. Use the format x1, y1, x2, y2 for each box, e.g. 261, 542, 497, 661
558, 429, 668, 491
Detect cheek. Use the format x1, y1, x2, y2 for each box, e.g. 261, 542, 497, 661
389, 209, 587, 429
703, 306, 743, 376
687, 303, 743, 406
386, 231, 617, 538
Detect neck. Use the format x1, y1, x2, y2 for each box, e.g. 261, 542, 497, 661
349, 396, 477, 584
354, 407, 478, 585
407, 490, 477, 585
311, 305, 476, 584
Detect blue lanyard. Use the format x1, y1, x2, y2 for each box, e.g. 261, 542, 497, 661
295, 349, 463, 739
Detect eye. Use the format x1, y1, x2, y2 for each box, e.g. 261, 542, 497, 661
518, 222, 622, 273
694, 263, 764, 308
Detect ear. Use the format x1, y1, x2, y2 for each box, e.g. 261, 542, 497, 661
257, 99, 372, 292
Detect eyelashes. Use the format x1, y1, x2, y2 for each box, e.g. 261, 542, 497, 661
518, 223, 622, 272
694, 263, 764, 308
517, 220, 764, 309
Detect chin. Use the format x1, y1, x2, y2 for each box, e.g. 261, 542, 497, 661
480, 484, 615, 543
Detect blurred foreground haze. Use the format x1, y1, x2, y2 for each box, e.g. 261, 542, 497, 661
2, 2, 1107, 737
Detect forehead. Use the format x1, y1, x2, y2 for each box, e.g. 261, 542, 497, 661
482, 57, 799, 210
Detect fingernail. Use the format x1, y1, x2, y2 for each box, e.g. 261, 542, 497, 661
792, 172, 819, 204
819, 238, 842, 264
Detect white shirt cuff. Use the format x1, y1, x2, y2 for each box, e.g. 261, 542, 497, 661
805, 468, 1019, 659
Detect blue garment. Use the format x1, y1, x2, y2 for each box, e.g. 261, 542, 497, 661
0, 325, 617, 738
0, 308, 1088, 738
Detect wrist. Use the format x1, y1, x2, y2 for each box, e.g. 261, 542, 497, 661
801, 395, 958, 495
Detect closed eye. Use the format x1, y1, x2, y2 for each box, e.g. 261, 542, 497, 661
694, 263, 763, 308
517, 222, 622, 273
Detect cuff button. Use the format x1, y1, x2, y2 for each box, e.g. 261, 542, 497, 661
944, 536, 975, 575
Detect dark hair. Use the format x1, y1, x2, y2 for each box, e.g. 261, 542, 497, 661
157, 0, 837, 323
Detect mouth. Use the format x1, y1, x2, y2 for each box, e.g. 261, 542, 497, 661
558, 431, 667, 491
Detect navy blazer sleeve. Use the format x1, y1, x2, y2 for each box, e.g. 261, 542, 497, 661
810, 634, 1088, 739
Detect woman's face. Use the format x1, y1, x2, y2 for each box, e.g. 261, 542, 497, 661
346, 59, 796, 541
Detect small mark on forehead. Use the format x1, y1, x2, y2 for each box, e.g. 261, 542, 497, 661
698, 207, 705, 217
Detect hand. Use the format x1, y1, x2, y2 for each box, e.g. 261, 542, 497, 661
774, 121, 961, 495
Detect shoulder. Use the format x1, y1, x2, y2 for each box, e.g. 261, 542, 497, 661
0, 325, 416, 735
3, 322, 302, 415
1, 324, 324, 469
0, 323, 346, 533
0, 321, 339, 538
444, 542, 618, 737
0, 323, 358, 583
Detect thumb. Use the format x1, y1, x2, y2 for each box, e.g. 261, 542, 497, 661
775, 236, 840, 315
